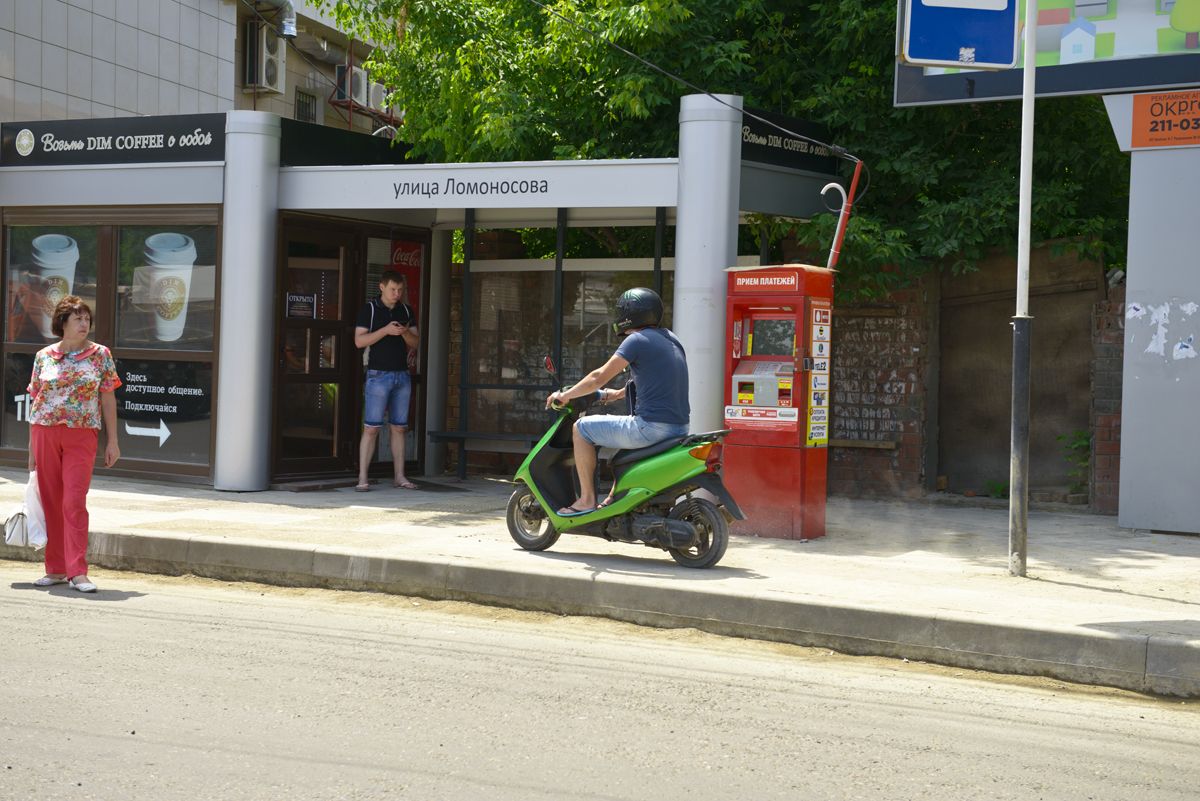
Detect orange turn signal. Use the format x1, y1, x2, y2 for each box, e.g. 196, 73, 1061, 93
689, 441, 723, 472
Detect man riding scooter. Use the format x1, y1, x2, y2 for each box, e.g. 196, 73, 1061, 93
545, 287, 689, 516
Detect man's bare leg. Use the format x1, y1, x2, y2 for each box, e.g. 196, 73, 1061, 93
569, 423, 598, 510
357, 426, 380, 489
391, 424, 415, 488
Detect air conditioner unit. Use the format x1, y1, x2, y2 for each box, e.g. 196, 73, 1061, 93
368, 82, 388, 112
335, 65, 369, 106
243, 21, 286, 94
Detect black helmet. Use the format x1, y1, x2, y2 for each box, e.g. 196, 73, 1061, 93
613, 287, 664, 335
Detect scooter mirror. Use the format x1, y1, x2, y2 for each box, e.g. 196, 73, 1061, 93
544, 355, 556, 376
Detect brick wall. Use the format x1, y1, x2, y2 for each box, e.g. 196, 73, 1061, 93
1091, 285, 1124, 515
827, 285, 931, 498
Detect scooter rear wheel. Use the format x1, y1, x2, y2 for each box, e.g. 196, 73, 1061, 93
667, 498, 728, 569
507, 485, 561, 551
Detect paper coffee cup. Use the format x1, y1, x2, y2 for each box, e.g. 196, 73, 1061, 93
30, 234, 79, 338
144, 233, 197, 342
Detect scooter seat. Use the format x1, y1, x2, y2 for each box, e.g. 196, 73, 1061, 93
609, 435, 689, 467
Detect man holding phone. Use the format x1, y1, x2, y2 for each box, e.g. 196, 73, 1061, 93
354, 271, 419, 491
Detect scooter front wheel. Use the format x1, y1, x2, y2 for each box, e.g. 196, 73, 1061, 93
667, 498, 728, 569
507, 485, 561, 551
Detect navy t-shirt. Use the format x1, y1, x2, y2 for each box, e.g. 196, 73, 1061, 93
615, 327, 689, 425
356, 299, 414, 372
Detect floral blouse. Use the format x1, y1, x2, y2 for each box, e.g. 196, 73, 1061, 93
27, 343, 122, 430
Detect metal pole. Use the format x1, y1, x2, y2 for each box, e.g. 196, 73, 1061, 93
1009, 10, 1037, 577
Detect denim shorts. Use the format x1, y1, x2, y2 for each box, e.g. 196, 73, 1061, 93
575, 414, 689, 450
363, 369, 411, 427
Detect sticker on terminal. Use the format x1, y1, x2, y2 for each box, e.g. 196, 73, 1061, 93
811, 390, 828, 407
811, 358, 830, 373
808, 407, 828, 424
813, 341, 830, 358
810, 374, 829, 391
724, 405, 800, 428
811, 324, 830, 343
812, 308, 831, 325
806, 423, 829, 447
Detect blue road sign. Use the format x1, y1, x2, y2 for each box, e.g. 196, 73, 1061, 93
901, 0, 1020, 70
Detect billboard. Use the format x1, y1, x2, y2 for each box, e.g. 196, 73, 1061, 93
895, 0, 1200, 106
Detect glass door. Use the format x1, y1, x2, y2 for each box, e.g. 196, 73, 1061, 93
274, 228, 356, 475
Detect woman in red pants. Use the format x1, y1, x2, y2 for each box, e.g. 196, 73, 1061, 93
27, 295, 121, 593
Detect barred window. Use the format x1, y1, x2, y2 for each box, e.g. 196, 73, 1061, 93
295, 90, 317, 123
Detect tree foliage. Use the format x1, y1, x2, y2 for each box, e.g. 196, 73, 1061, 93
318, 0, 1129, 298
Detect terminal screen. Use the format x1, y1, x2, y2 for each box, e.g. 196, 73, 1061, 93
750, 318, 795, 357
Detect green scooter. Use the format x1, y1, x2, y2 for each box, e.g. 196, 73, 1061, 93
506, 362, 743, 569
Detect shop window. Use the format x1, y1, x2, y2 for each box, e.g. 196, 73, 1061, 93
4, 226, 100, 345
461, 224, 675, 438
2, 213, 218, 474
464, 387, 545, 437
561, 270, 675, 384
111, 359, 213, 464
116, 225, 217, 351
470, 269, 554, 385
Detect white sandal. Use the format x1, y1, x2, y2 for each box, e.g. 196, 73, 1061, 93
68, 576, 97, 593
33, 575, 67, 587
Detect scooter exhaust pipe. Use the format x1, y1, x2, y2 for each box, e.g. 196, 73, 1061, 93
630, 516, 697, 549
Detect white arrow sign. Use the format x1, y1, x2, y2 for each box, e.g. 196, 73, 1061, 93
125, 418, 171, 447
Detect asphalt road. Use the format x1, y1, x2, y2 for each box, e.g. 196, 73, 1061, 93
2, 562, 1198, 801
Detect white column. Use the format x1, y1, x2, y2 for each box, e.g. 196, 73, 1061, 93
213, 112, 280, 491
423, 228, 453, 476
673, 94, 743, 432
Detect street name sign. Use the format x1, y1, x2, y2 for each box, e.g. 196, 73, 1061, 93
901, 0, 1019, 70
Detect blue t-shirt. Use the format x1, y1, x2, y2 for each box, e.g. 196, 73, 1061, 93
615, 327, 689, 425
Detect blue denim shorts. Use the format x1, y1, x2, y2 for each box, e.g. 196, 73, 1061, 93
575, 414, 689, 450
363, 369, 411, 427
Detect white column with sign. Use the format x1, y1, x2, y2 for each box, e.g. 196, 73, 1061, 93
1104, 90, 1200, 534
214, 112, 281, 491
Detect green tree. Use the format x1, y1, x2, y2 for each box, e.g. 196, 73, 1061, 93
318, 0, 1129, 299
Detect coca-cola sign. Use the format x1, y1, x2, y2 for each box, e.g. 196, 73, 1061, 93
390, 240, 423, 320
391, 241, 423, 268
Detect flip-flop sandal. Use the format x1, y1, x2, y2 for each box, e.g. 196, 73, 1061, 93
354, 484, 371, 492
394, 479, 417, 489
596, 497, 616, 510
557, 504, 595, 517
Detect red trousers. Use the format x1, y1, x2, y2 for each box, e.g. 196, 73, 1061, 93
31, 424, 99, 578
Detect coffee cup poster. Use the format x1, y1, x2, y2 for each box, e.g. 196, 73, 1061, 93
5, 227, 99, 343
119, 226, 217, 351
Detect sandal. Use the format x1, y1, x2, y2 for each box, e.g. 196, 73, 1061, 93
596, 496, 616, 510
557, 504, 595, 517
33, 575, 67, 587
354, 483, 371, 492
394, 479, 417, 490
69, 576, 97, 593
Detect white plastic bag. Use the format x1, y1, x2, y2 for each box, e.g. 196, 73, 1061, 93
24, 471, 47, 550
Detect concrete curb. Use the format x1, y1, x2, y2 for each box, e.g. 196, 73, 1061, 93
5, 531, 1197, 697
